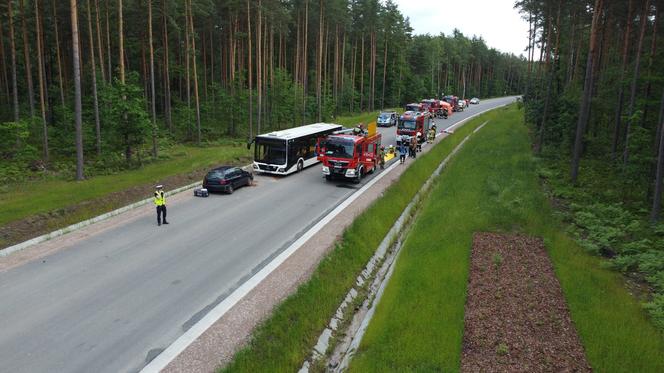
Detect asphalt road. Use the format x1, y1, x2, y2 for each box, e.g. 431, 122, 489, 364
0, 97, 517, 373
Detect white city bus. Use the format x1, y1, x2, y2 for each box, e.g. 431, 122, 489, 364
252, 123, 343, 175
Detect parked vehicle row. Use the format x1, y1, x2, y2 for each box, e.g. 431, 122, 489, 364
202, 95, 481, 193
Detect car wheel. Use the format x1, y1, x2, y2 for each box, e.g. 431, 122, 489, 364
227, 185, 234, 194
297, 160, 304, 172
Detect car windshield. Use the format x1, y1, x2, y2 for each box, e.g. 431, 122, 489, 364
255, 138, 287, 165
406, 104, 419, 111
325, 138, 355, 159
378, 113, 390, 120
399, 119, 417, 130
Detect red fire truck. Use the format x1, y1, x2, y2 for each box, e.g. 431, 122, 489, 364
318, 124, 382, 183
420, 99, 441, 114
397, 110, 433, 145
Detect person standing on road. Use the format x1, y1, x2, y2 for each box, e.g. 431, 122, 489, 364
378, 145, 386, 169
154, 185, 169, 226
399, 143, 407, 164
410, 138, 417, 159
428, 128, 435, 143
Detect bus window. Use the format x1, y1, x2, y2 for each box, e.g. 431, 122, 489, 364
255, 139, 287, 165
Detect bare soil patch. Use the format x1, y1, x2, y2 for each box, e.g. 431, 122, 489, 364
462, 232, 591, 373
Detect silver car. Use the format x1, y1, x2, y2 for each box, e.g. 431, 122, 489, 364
377, 111, 398, 127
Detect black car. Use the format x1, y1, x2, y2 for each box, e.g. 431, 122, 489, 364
203, 166, 253, 194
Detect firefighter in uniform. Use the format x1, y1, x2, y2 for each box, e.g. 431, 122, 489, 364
378, 145, 386, 169
154, 185, 169, 226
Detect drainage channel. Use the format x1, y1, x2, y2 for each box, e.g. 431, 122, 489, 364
299, 120, 491, 373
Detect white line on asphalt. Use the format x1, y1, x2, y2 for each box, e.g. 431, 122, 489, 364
140, 158, 402, 373
141, 99, 515, 373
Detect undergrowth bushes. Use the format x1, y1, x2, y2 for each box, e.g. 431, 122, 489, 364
537, 159, 664, 329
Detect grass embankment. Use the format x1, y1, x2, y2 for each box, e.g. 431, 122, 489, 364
222, 109, 502, 372
0, 144, 250, 228
349, 106, 664, 372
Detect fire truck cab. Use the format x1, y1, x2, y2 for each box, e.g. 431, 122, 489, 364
397, 110, 433, 145
319, 124, 382, 183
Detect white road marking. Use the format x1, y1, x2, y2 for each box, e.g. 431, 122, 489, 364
141, 99, 515, 373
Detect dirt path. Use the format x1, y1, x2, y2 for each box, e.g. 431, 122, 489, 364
462, 232, 591, 373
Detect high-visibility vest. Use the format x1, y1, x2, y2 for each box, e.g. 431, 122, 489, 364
154, 191, 165, 206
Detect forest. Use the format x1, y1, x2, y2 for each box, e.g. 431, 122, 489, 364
516, 0, 664, 329
0, 0, 526, 182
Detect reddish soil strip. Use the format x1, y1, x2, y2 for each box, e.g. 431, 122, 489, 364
462, 232, 591, 373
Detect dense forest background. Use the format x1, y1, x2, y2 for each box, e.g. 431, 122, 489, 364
0, 0, 526, 181
516, 0, 664, 328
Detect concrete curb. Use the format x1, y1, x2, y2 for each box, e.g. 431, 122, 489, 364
0, 164, 259, 258
0, 180, 201, 258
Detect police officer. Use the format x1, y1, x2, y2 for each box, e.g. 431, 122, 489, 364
154, 185, 169, 226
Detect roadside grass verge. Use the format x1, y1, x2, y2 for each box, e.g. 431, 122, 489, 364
221, 109, 505, 372
0, 143, 250, 228
349, 106, 664, 372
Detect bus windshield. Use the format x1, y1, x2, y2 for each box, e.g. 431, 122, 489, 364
325, 138, 355, 159
399, 119, 417, 130
255, 138, 287, 165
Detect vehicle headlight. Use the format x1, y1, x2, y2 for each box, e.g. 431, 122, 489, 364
322, 166, 330, 175
278, 167, 285, 172
253, 164, 259, 169
346, 169, 356, 177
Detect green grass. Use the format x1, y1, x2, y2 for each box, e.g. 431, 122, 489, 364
349, 106, 664, 372
221, 109, 503, 372
0, 143, 250, 228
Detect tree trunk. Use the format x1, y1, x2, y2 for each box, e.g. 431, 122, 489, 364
535, 0, 561, 154
106, 0, 111, 80
640, 6, 658, 127
19, 0, 35, 118
247, 0, 253, 140
118, 0, 125, 84
148, 0, 157, 156
360, 34, 364, 111
571, 0, 604, 184
381, 35, 387, 109
651, 88, 664, 221
257, 0, 262, 134
623, 0, 651, 166
71, 0, 84, 180
611, 0, 635, 156
86, 0, 102, 157
7, 0, 19, 121
162, 0, 172, 132
94, 0, 106, 82
34, 0, 48, 161
316, 0, 323, 121
302, 0, 308, 123
0, 15, 9, 101
187, 0, 201, 145
52, 1, 65, 108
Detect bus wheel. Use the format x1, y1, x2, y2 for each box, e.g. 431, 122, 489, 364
297, 160, 304, 172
